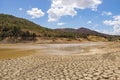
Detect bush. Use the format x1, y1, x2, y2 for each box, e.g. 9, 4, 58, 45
0, 26, 37, 41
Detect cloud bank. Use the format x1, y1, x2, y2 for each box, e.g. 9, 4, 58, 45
47, 0, 102, 22
103, 15, 120, 34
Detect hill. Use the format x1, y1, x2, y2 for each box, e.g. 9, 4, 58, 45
0, 14, 57, 37
55, 28, 120, 41
55, 27, 110, 37
0, 14, 99, 39
0, 14, 120, 42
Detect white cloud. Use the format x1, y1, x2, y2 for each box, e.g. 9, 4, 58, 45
95, 29, 114, 35
57, 22, 65, 26
87, 21, 92, 24
92, 24, 99, 29
102, 30, 114, 35
113, 15, 120, 20
27, 8, 45, 19
103, 15, 120, 35
19, 8, 23, 11
101, 11, 112, 16
47, 0, 102, 22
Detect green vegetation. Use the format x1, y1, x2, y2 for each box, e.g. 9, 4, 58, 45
0, 14, 120, 42
0, 26, 36, 41
0, 14, 90, 40
0, 14, 56, 37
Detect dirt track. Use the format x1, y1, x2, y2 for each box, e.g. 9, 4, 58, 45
0, 42, 120, 80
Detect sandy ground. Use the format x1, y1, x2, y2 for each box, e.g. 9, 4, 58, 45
0, 42, 120, 80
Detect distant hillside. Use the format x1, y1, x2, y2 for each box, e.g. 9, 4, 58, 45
56, 28, 76, 32
76, 28, 107, 35
0, 14, 93, 39
55, 28, 120, 41
0, 14, 57, 37
0, 14, 120, 42
55, 27, 109, 37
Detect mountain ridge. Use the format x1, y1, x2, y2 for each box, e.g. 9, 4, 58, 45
55, 27, 110, 37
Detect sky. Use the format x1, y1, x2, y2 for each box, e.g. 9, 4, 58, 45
0, 0, 120, 35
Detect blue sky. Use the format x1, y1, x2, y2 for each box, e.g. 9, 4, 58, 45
0, 0, 120, 35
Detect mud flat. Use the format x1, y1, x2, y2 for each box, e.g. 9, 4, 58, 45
0, 42, 120, 80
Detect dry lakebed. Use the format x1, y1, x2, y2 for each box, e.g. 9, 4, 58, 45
0, 42, 120, 80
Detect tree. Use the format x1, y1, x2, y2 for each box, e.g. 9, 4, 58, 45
31, 33, 36, 40
11, 26, 21, 38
